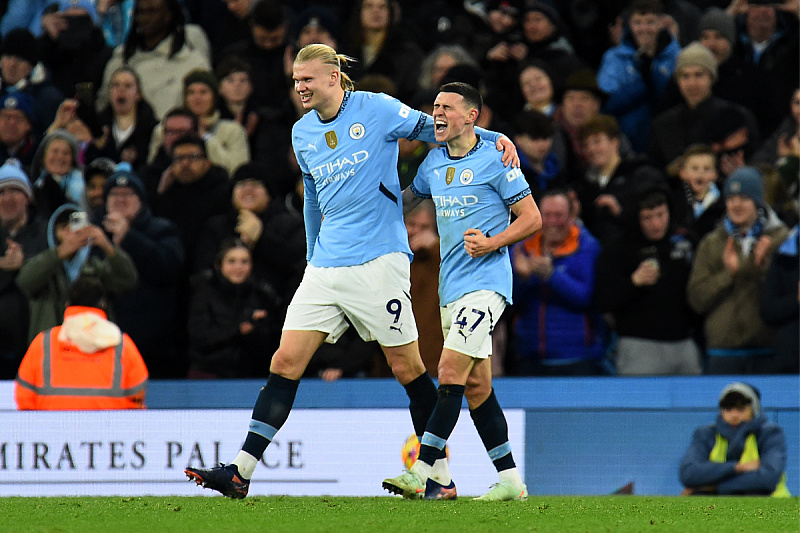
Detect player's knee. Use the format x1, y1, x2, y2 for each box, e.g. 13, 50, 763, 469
269, 349, 305, 380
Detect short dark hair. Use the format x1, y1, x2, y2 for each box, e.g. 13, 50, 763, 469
515, 109, 554, 140
171, 134, 207, 158
719, 391, 752, 410
639, 189, 669, 211
438, 82, 482, 116
630, 0, 664, 16
577, 114, 620, 142
216, 55, 253, 82
67, 276, 108, 310
250, 0, 288, 30
163, 107, 199, 132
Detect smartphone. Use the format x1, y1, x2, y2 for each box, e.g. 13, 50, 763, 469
69, 211, 89, 231
57, 14, 94, 50
74, 82, 104, 137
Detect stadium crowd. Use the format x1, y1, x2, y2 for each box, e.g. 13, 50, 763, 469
0, 0, 797, 381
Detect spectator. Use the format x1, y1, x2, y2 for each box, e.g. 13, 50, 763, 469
670, 144, 725, 246
84, 157, 116, 214
0, 28, 64, 137
693, 8, 761, 131
404, 199, 442, 377
148, 69, 249, 176
511, 188, 605, 375
512, 109, 565, 200
487, 1, 586, 122
729, 1, 799, 136
15, 203, 138, 342
595, 183, 700, 375
759, 224, 799, 374
30, 129, 87, 217
597, 0, 681, 153
139, 107, 197, 201
35, 0, 113, 104
517, 59, 559, 116
553, 68, 613, 177
99, 166, 185, 378
209, 0, 254, 60
340, 0, 424, 104
574, 114, 659, 244
193, 162, 304, 309
0, 92, 38, 171
0, 160, 48, 378
153, 134, 229, 270
649, 41, 759, 168
679, 382, 790, 497
14, 275, 148, 410
187, 238, 280, 378
699, 103, 759, 182
417, 44, 479, 92
88, 66, 158, 169
217, 0, 293, 128
687, 166, 789, 374
97, 0, 211, 120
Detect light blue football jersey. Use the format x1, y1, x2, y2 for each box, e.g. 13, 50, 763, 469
411, 137, 531, 306
292, 91, 502, 267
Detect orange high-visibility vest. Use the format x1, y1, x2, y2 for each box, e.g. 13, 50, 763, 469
15, 323, 148, 410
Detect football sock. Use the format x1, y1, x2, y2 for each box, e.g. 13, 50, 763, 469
403, 371, 437, 438
470, 388, 516, 473
417, 384, 465, 467
430, 457, 452, 486
499, 467, 523, 487
241, 373, 299, 461
232, 451, 258, 480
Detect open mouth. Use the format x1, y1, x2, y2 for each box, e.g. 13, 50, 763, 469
434, 119, 447, 134
299, 92, 312, 104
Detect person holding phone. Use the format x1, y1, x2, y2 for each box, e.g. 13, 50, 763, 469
36, 0, 112, 117
15, 203, 137, 343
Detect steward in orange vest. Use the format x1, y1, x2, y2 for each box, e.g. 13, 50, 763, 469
14, 276, 148, 410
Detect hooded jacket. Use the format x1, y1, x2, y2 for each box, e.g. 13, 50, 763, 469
15, 203, 138, 341
679, 382, 789, 496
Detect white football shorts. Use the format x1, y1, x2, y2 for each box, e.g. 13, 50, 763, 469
283, 252, 419, 347
440, 290, 506, 359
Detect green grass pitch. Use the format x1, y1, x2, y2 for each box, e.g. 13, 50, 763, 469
0, 496, 797, 533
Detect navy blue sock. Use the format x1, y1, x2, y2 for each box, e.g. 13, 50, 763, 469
418, 384, 465, 466
470, 389, 515, 472
403, 371, 437, 437
241, 373, 299, 459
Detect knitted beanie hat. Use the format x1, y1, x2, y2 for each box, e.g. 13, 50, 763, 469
675, 42, 718, 81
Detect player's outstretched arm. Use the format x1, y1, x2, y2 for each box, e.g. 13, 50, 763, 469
402, 187, 425, 216
463, 194, 541, 258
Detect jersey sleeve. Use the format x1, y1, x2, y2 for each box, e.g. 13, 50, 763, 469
493, 164, 531, 206
410, 157, 433, 199
371, 92, 430, 142
303, 173, 321, 262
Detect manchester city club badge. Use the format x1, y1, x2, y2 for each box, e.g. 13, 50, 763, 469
325, 131, 338, 149
349, 123, 365, 140
459, 169, 474, 185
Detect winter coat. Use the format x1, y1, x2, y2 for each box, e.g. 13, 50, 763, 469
512, 224, 605, 365
187, 270, 280, 378
680, 412, 788, 496
15, 204, 138, 342
597, 29, 681, 153
87, 98, 159, 169
687, 211, 789, 353
97, 28, 211, 120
